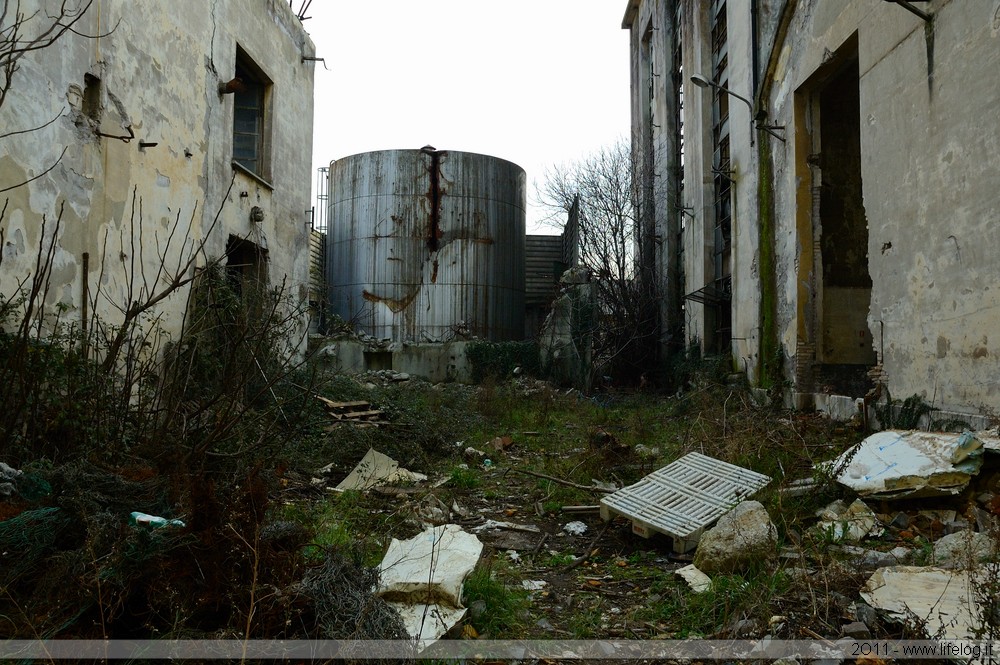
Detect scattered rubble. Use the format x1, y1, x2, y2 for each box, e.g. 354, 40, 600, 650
471, 520, 541, 535
861, 565, 988, 640
932, 530, 995, 568
815, 498, 883, 542
326, 448, 427, 492
377, 524, 483, 644
833, 544, 911, 571
693, 500, 778, 574
830, 430, 988, 499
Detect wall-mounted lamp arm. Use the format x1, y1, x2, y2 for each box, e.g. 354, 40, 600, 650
691, 74, 755, 146
690, 74, 754, 112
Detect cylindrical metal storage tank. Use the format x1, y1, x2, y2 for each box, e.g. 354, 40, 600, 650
326, 149, 526, 342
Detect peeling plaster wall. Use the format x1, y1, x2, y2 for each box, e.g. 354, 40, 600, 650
764, 0, 1000, 413
724, 1, 762, 379
625, 0, 1000, 413
0, 0, 315, 353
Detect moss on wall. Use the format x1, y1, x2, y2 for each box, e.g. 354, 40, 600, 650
757, 132, 781, 389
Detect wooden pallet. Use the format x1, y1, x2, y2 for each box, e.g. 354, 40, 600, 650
600, 452, 770, 553
315, 396, 387, 428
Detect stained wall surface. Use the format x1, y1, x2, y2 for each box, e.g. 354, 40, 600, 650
626, 0, 1000, 414
0, 0, 316, 353
327, 149, 526, 342
767, 0, 1000, 412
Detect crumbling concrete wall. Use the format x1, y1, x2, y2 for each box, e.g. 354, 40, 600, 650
763, 0, 1000, 413
314, 338, 474, 384
0, 0, 315, 353
632, 0, 1000, 414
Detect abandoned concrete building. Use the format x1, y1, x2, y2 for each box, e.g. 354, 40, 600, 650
624, 0, 1000, 417
0, 1, 316, 350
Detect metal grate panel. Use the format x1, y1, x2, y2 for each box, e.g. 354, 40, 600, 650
600, 452, 770, 551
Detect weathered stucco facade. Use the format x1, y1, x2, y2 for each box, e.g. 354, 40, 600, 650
626, 0, 1000, 415
1, 0, 315, 352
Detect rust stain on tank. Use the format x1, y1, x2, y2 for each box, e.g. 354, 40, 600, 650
422, 147, 446, 252
362, 288, 418, 313
431, 259, 439, 283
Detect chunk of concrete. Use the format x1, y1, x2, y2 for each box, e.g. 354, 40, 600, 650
932, 530, 995, 568
693, 501, 777, 574
675, 564, 712, 593
334, 448, 427, 492
377, 524, 483, 643
816, 499, 883, 542
861, 566, 987, 640
829, 430, 983, 500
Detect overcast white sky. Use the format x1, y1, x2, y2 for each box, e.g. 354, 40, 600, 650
302, 1, 632, 233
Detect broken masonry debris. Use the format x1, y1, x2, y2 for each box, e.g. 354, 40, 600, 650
829, 430, 996, 499
693, 500, 778, 574
675, 564, 713, 593
327, 448, 427, 492
861, 565, 992, 641
815, 499, 884, 542
376, 524, 483, 644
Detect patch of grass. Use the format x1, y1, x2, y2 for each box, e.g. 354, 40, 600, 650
565, 596, 605, 638
541, 499, 563, 514
449, 465, 481, 490
278, 491, 398, 566
462, 560, 529, 637
644, 570, 791, 637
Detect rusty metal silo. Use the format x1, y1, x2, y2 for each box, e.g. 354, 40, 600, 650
326, 149, 526, 342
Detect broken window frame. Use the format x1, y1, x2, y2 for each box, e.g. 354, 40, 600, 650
231, 46, 273, 186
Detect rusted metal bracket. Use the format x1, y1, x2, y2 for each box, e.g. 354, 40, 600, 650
95, 125, 134, 143
882, 0, 931, 22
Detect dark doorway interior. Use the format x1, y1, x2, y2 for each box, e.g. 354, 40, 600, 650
815, 59, 876, 396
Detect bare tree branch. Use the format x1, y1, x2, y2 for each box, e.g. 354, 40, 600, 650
537, 139, 662, 383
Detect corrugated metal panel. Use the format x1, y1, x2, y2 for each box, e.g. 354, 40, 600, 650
326, 150, 526, 342
600, 452, 771, 552
525, 235, 564, 306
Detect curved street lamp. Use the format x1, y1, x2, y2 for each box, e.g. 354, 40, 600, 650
690, 74, 785, 145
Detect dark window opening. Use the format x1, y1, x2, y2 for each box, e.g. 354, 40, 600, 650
225, 235, 268, 302
232, 47, 272, 179
83, 73, 101, 122
708, 0, 731, 354
364, 351, 393, 372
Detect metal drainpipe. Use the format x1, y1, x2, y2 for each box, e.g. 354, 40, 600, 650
751, 0, 759, 102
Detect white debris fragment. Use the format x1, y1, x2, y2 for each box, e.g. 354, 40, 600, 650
377, 524, 483, 645
333, 448, 427, 492
675, 564, 712, 593
521, 580, 547, 591
829, 430, 984, 499
470, 520, 541, 534
563, 520, 588, 536
861, 565, 992, 640
815, 499, 884, 542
